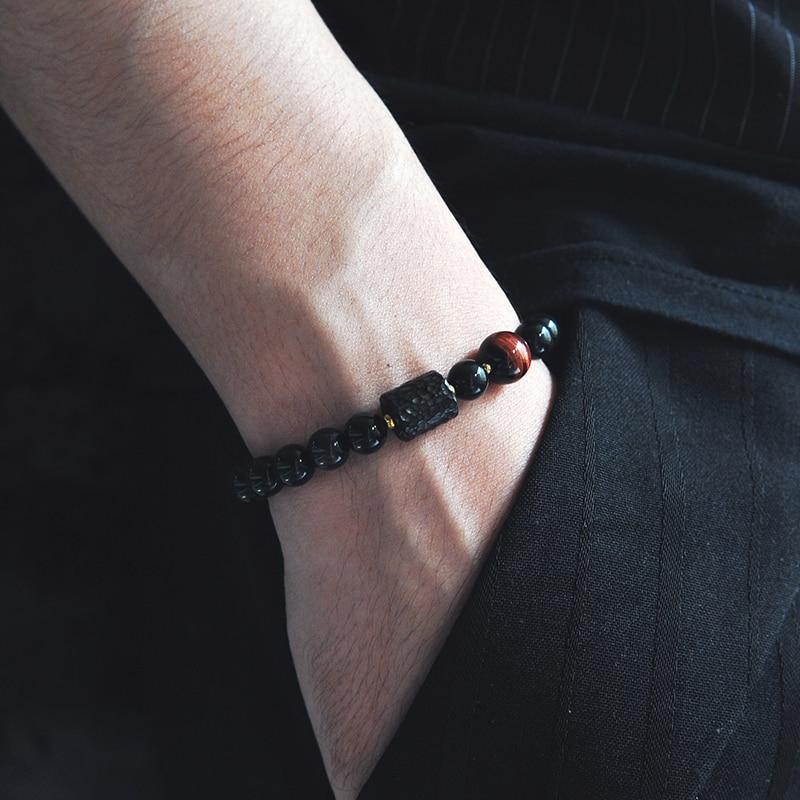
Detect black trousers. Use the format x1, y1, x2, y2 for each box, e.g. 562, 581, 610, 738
3, 2, 800, 798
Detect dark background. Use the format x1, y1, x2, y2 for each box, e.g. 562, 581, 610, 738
0, 115, 331, 797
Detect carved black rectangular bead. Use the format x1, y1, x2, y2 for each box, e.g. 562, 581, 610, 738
379, 370, 458, 442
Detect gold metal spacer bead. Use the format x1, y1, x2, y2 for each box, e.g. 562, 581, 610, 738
383, 413, 396, 430
481, 362, 492, 375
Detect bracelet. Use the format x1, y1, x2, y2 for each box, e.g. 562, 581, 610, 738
231, 316, 559, 502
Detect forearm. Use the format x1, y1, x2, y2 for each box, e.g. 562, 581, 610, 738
1, 3, 554, 795
0, 0, 394, 260
1, 0, 523, 451
1, 0, 420, 446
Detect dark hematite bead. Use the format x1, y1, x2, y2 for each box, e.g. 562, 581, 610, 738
477, 331, 532, 384
232, 466, 256, 503
275, 444, 315, 486
516, 317, 559, 358
249, 456, 282, 497
380, 370, 459, 441
345, 414, 388, 454
447, 360, 489, 400
308, 427, 349, 469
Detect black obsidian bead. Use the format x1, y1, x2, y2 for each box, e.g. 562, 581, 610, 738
477, 331, 532, 384
275, 444, 315, 486
308, 427, 349, 469
232, 466, 256, 503
249, 456, 282, 498
345, 414, 388, 454
516, 317, 559, 358
380, 370, 459, 441
447, 360, 489, 400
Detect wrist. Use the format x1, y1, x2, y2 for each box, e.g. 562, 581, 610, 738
147, 121, 520, 456
276, 356, 555, 796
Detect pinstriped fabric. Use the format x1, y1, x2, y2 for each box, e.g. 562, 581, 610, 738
777, 28, 797, 150
587, 0, 619, 112
622, 0, 650, 119
514, 0, 541, 96
737, 2, 757, 145
766, 606, 800, 799
478, 0, 506, 91
319, 0, 800, 158
444, 0, 471, 82
697, 592, 800, 799
661, 0, 686, 125
413, 0, 440, 78
550, 0, 580, 102
698, 0, 720, 135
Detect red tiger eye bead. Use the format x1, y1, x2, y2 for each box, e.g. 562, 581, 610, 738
477, 331, 532, 384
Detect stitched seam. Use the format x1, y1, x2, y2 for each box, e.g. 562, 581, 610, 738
660, 345, 688, 799
741, 349, 761, 690
638, 341, 687, 799
767, 642, 787, 800
691, 586, 800, 798
767, 600, 800, 800
785, 605, 800, 794
550, 312, 597, 800
639, 342, 670, 797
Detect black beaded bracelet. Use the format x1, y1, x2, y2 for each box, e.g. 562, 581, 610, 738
231, 316, 559, 502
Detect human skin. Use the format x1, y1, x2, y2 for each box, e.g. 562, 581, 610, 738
0, 1, 554, 795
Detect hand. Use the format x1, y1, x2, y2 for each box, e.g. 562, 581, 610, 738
259, 149, 555, 793
1, 1, 555, 794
